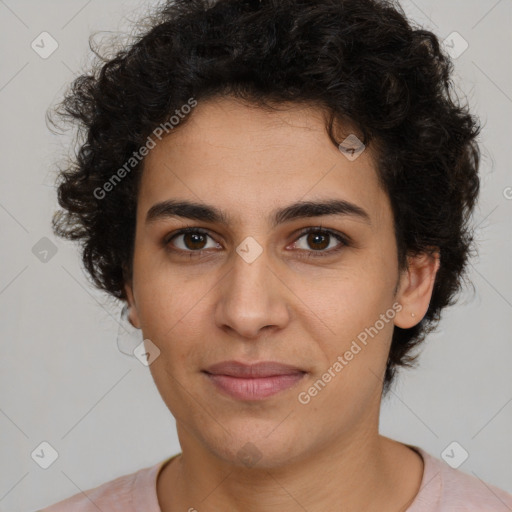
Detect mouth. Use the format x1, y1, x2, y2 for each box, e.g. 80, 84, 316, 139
202, 360, 307, 401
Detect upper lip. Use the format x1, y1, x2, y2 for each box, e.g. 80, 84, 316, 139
204, 360, 306, 378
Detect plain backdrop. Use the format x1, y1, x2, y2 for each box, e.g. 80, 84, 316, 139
0, 1, 511, 511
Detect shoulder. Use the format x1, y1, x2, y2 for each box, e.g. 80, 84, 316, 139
38, 458, 170, 512
408, 447, 512, 511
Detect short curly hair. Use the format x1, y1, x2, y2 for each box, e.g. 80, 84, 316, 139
50, 0, 481, 393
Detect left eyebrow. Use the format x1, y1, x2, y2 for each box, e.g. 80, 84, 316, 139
145, 198, 371, 227
272, 199, 371, 227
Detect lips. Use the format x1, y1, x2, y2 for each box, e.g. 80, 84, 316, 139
203, 360, 306, 400
205, 360, 305, 378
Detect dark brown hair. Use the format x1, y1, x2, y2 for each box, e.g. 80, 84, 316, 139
50, 0, 481, 393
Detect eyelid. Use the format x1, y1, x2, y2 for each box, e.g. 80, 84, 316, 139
289, 226, 350, 257
164, 227, 220, 250
293, 225, 350, 245
164, 226, 350, 257
164, 226, 210, 244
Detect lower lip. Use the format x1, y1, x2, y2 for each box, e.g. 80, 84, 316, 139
204, 372, 306, 401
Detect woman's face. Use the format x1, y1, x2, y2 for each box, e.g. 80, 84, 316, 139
125, 96, 429, 468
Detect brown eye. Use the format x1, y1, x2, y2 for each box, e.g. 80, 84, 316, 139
182, 232, 208, 250
305, 232, 330, 250
292, 228, 348, 256
166, 229, 219, 252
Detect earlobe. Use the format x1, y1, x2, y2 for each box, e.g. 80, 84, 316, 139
394, 250, 440, 329
124, 282, 142, 329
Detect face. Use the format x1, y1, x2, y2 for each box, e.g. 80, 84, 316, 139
125, 96, 435, 469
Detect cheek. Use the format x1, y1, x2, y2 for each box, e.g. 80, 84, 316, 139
132, 245, 212, 334
298, 287, 395, 419
137, 291, 208, 362
300, 261, 395, 334
293, 257, 397, 393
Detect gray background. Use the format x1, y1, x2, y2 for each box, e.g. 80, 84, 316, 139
0, 1, 511, 511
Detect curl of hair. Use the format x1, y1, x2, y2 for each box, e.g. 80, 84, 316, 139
50, 0, 481, 393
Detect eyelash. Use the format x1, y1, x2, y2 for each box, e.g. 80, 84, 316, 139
164, 226, 350, 259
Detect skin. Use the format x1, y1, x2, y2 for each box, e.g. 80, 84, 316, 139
124, 95, 440, 512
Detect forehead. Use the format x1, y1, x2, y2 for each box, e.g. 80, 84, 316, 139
138, 96, 389, 227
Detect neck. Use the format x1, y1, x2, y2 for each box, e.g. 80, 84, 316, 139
157, 428, 424, 512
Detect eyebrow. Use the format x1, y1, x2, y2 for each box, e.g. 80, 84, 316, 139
145, 198, 371, 227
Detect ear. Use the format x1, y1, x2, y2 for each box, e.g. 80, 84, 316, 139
394, 250, 440, 329
124, 281, 142, 329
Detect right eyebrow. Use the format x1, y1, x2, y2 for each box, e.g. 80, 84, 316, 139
145, 198, 372, 227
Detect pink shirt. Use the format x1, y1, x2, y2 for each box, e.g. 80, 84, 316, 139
40, 447, 512, 511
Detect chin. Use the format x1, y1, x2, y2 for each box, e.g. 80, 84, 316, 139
198, 419, 311, 470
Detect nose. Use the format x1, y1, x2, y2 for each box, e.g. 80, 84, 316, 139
214, 247, 291, 340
